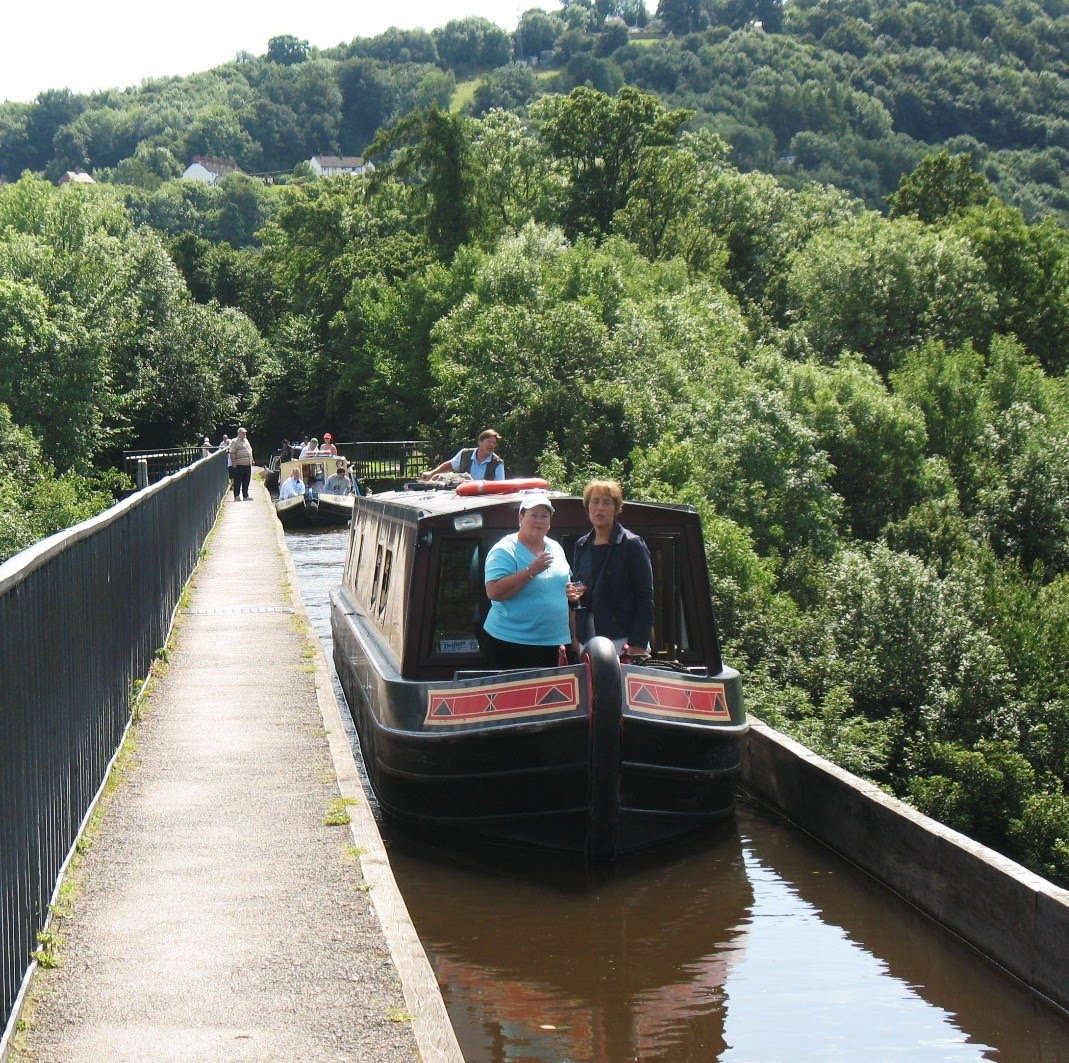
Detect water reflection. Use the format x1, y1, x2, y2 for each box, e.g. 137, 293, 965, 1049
286, 526, 1069, 1063
388, 827, 751, 1061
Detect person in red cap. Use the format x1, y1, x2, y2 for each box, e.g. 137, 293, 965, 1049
320, 432, 338, 455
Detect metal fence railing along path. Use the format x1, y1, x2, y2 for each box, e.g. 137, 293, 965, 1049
125, 440, 431, 485
0, 454, 228, 1046
122, 446, 202, 487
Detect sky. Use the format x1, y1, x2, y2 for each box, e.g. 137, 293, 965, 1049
2, 0, 561, 104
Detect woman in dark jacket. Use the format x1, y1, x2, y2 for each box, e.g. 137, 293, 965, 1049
570, 479, 654, 656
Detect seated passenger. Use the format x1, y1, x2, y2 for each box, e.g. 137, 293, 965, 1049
278, 468, 306, 500
323, 461, 356, 495
299, 437, 320, 457
305, 465, 326, 498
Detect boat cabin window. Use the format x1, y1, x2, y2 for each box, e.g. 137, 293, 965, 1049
378, 549, 394, 619
428, 538, 484, 657
303, 462, 325, 486
645, 535, 695, 658
370, 544, 384, 611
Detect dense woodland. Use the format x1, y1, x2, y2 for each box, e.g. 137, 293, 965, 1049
1, 0, 1068, 886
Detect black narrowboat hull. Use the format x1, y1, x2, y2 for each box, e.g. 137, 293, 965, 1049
331, 585, 746, 858
275, 493, 353, 528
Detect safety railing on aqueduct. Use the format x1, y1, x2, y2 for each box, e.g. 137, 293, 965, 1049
0, 450, 228, 1041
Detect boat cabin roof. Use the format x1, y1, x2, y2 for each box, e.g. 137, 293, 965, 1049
340, 488, 724, 680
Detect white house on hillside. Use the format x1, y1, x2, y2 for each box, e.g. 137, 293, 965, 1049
182, 156, 242, 185
308, 154, 374, 177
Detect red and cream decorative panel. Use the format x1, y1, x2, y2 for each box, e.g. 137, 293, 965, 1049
625, 672, 731, 722
426, 673, 581, 726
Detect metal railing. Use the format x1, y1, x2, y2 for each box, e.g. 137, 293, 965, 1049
337, 440, 430, 482
122, 446, 203, 487
0, 455, 228, 1042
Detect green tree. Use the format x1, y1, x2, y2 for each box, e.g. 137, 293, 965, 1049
24, 88, 85, 172
909, 740, 1036, 854
369, 108, 478, 260
516, 9, 566, 56
613, 130, 730, 272
787, 212, 996, 377
810, 545, 1012, 783
657, 0, 709, 35
182, 106, 258, 168
469, 64, 542, 117
266, 35, 310, 66
953, 201, 1069, 376
106, 144, 183, 190
1011, 790, 1069, 886
0, 274, 103, 469
559, 0, 600, 31
358, 27, 438, 65
433, 17, 514, 76
781, 353, 929, 540
888, 151, 993, 223
532, 86, 693, 237
253, 176, 434, 439
0, 405, 117, 562
469, 110, 555, 242
890, 340, 989, 488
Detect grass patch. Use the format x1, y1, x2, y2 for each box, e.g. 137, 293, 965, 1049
451, 79, 478, 112
30, 930, 62, 969
47, 897, 74, 921
324, 796, 359, 826
387, 1007, 414, 1024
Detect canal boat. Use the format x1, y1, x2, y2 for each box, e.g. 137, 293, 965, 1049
274, 455, 356, 529
330, 487, 747, 859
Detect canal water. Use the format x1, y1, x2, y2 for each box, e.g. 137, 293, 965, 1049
286, 527, 1069, 1062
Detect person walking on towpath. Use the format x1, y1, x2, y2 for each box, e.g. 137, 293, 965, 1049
229, 427, 254, 501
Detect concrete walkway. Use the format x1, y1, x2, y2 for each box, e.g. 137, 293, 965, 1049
15, 476, 461, 1061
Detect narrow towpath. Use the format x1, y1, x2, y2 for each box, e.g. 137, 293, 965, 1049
17, 475, 460, 1061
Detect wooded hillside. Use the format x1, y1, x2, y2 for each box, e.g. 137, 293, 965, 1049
4, 0, 1069, 224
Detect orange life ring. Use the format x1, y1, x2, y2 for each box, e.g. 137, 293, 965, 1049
456, 477, 549, 496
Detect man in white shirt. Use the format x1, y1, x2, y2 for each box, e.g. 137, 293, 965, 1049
278, 468, 306, 500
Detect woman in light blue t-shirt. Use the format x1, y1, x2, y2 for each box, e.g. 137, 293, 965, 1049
483, 495, 571, 669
